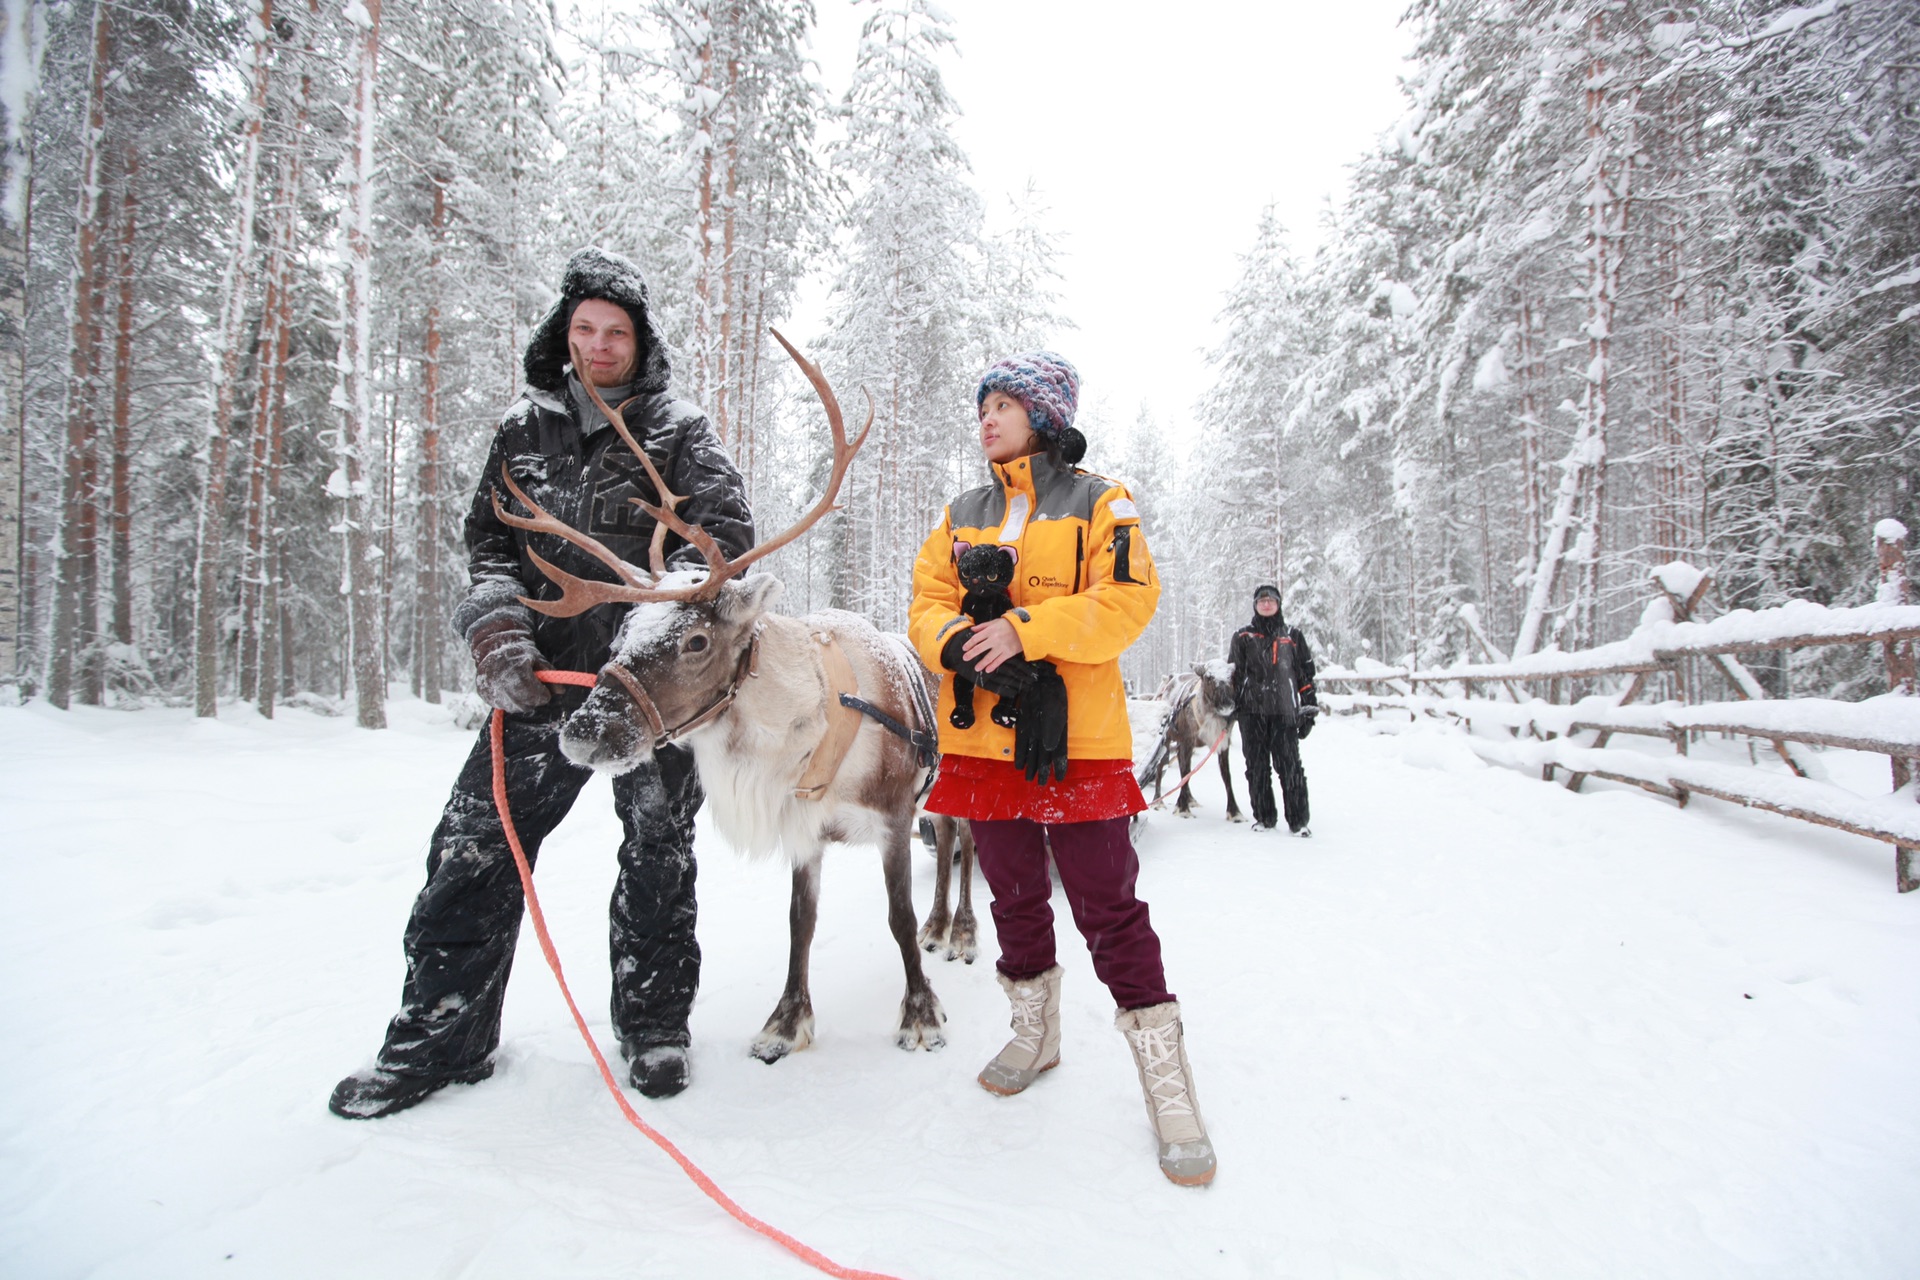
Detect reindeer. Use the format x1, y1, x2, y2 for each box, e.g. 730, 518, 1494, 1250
1140, 661, 1241, 821
491, 333, 948, 1063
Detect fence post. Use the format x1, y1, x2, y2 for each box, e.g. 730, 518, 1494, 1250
1877, 519, 1917, 892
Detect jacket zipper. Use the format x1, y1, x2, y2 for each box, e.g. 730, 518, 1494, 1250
1072, 528, 1084, 594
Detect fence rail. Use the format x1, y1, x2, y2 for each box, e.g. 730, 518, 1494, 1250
1316, 523, 1920, 892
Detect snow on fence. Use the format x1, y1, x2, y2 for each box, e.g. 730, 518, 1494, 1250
1318, 522, 1920, 892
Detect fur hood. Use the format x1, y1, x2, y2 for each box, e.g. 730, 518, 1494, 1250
522, 246, 673, 396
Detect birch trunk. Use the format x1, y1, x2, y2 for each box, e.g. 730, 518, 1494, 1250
191, 0, 272, 717
336, 0, 385, 729
0, 0, 36, 685
415, 173, 444, 703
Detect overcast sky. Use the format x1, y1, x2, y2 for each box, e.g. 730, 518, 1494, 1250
796, 0, 1416, 444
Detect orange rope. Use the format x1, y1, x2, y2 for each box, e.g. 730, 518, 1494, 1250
491, 669, 901, 1280
1150, 721, 1233, 810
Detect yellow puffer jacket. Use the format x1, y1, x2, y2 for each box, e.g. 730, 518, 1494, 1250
909, 452, 1160, 762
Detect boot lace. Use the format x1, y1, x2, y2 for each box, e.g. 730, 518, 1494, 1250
1007, 981, 1049, 1055
1129, 1022, 1195, 1120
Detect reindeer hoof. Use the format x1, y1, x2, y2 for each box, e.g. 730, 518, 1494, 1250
1227, 812, 1245, 824
750, 1012, 814, 1063
895, 1024, 947, 1052
917, 921, 949, 953
895, 992, 947, 1051
1176, 808, 1196, 819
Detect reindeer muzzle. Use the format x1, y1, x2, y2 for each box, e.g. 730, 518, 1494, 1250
593, 632, 762, 752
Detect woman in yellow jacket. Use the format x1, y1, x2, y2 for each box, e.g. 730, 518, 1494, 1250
908, 351, 1216, 1187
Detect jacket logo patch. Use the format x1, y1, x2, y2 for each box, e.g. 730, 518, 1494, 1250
1026, 574, 1068, 590
589, 470, 653, 537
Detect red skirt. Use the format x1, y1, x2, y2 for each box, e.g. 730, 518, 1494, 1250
925, 754, 1145, 824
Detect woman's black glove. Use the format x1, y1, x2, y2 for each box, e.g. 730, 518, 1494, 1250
1013, 662, 1069, 785
469, 614, 552, 714
940, 627, 1038, 700
1296, 704, 1318, 740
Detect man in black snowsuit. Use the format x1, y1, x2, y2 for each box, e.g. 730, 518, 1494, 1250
1227, 584, 1317, 836
330, 247, 754, 1119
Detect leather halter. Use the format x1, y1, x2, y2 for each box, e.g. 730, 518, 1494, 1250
595, 628, 762, 752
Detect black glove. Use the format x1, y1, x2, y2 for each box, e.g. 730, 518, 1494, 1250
469, 615, 551, 714
1296, 704, 1317, 740
1012, 662, 1069, 785
940, 627, 1039, 700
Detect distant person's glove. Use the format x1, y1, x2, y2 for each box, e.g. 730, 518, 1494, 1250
1296, 704, 1317, 740
469, 615, 551, 714
940, 627, 1039, 701
1013, 662, 1069, 785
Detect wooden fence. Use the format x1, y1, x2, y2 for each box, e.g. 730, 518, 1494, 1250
1317, 523, 1920, 892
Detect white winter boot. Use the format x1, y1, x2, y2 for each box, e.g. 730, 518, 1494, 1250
1116, 1001, 1217, 1186
977, 965, 1063, 1096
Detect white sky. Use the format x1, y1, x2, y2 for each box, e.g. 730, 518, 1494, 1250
796, 0, 1415, 443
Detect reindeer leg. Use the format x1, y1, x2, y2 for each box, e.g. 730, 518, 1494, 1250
751, 855, 821, 1063
1176, 741, 1198, 817
918, 816, 954, 953
884, 818, 946, 1050
948, 820, 980, 964
1220, 741, 1244, 822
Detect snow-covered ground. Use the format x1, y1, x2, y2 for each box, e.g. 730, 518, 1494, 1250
3, 695, 1917, 1279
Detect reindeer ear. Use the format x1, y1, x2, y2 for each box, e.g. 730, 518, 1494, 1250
722, 573, 783, 622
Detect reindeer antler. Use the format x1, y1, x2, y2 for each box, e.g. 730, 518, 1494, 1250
489, 332, 871, 618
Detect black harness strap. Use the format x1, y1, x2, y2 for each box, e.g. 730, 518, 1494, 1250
839, 693, 939, 773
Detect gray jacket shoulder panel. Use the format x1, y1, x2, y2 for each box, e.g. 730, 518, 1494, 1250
1032, 467, 1118, 524
948, 482, 1007, 531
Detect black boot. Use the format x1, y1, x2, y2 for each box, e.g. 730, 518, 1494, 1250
622, 1039, 690, 1098
328, 1060, 494, 1119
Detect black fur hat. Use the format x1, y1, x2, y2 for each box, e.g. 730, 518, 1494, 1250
523, 247, 673, 395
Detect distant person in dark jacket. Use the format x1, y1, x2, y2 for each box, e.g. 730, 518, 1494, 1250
329, 247, 753, 1120
1227, 584, 1317, 835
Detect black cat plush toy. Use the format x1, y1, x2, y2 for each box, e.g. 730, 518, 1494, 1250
950, 543, 1020, 730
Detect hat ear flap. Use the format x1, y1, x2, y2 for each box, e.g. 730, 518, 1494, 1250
1056, 426, 1086, 465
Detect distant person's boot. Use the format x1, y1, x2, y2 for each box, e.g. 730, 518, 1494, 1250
978, 965, 1063, 1095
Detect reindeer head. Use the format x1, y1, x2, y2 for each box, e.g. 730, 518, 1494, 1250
1194, 659, 1236, 717
488, 331, 869, 776
560, 572, 784, 773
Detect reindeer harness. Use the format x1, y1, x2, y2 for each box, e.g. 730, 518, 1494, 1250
595, 626, 936, 802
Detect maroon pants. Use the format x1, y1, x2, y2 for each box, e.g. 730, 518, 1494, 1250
969, 816, 1174, 1011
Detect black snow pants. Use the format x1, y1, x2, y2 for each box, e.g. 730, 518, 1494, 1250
374, 692, 704, 1080
1240, 711, 1309, 833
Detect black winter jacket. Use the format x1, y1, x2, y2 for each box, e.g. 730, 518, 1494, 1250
452, 248, 754, 678
1227, 615, 1317, 723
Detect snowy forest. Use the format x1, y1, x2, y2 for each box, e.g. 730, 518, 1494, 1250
1, 0, 1914, 726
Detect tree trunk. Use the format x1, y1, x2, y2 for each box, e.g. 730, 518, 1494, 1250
192, 0, 273, 717
49, 0, 111, 710
109, 142, 135, 650
336, 0, 385, 729
415, 172, 444, 703
0, 0, 35, 688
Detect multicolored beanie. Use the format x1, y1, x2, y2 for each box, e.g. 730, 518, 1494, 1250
976, 350, 1081, 443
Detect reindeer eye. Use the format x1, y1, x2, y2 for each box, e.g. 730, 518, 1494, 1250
684, 633, 710, 653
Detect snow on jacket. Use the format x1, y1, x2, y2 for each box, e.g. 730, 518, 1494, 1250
452, 248, 754, 677
909, 451, 1159, 762
1227, 614, 1317, 723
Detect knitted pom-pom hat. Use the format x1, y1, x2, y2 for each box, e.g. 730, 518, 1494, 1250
976, 350, 1081, 446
